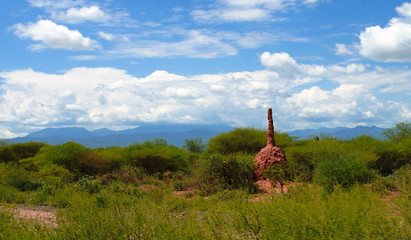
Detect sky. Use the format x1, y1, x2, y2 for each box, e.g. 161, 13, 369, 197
0, 0, 410, 138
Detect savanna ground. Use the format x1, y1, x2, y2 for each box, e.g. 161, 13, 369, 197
0, 122, 410, 239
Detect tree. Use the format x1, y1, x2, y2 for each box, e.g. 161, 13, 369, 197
263, 162, 294, 193
382, 121, 410, 143
183, 138, 205, 153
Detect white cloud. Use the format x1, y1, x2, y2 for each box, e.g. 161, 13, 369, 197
192, 0, 314, 23
335, 43, 353, 55
359, 2, 411, 62
106, 30, 238, 59
12, 19, 100, 51
28, 0, 85, 9
98, 31, 115, 41
51, 6, 109, 24
1, 56, 410, 137
192, 8, 271, 22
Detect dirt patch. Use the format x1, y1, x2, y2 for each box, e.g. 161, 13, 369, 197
14, 205, 57, 227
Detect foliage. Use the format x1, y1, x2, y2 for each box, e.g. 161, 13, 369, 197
0, 163, 41, 191
9, 142, 46, 160
183, 137, 206, 153
44, 142, 87, 174
0, 146, 18, 163
126, 141, 188, 174
207, 128, 266, 154
196, 154, 257, 195
382, 121, 410, 143
77, 176, 101, 194
314, 151, 375, 192
77, 150, 118, 175
263, 161, 294, 192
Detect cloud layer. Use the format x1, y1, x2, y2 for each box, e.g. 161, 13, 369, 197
0, 52, 409, 137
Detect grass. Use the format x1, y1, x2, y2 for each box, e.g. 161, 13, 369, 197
0, 184, 409, 239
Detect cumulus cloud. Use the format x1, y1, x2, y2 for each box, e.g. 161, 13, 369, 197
12, 19, 100, 51
51, 6, 110, 24
359, 2, 411, 62
1, 54, 410, 137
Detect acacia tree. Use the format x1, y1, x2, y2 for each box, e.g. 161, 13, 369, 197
382, 121, 410, 143
183, 138, 205, 153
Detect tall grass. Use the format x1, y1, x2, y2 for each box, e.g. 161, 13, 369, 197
1, 184, 409, 239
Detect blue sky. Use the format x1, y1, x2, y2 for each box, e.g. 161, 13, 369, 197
0, 0, 410, 137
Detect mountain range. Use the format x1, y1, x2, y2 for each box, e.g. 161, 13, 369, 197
10, 124, 234, 148
9, 124, 386, 148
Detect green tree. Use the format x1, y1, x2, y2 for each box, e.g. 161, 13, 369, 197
183, 138, 206, 153
263, 161, 294, 193
382, 121, 410, 143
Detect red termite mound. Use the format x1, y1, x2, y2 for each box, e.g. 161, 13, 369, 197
253, 108, 287, 181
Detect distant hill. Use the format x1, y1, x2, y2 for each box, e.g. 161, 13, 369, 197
287, 126, 386, 140
11, 124, 234, 148
11, 124, 387, 148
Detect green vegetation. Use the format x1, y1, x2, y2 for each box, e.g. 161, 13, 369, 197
0, 122, 410, 239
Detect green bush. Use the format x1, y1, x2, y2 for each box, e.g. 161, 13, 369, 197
183, 138, 206, 153
369, 138, 410, 176
0, 146, 18, 163
44, 142, 87, 174
9, 142, 46, 160
196, 154, 257, 195
208, 128, 295, 155
0, 163, 41, 191
208, 128, 266, 154
126, 141, 188, 174
77, 150, 118, 175
314, 152, 375, 192
77, 176, 101, 194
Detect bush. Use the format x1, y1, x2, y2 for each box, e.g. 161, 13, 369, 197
126, 141, 188, 174
9, 142, 46, 160
77, 150, 118, 175
77, 176, 101, 194
0, 146, 18, 163
0, 163, 41, 191
314, 152, 375, 192
45, 142, 87, 174
207, 128, 266, 155
183, 138, 206, 153
196, 154, 257, 195
208, 128, 296, 155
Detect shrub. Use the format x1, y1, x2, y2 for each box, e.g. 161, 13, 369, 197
77, 150, 117, 175
263, 161, 294, 193
0, 146, 17, 163
207, 128, 266, 155
126, 142, 188, 174
9, 142, 46, 160
77, 176, 101, 194
183, 138, 206, 153
45, 142, 87, 174
314, 152, 375, 192
208, 128, 295, 155
196, 154, 257, 195
0, 163, 41, 191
